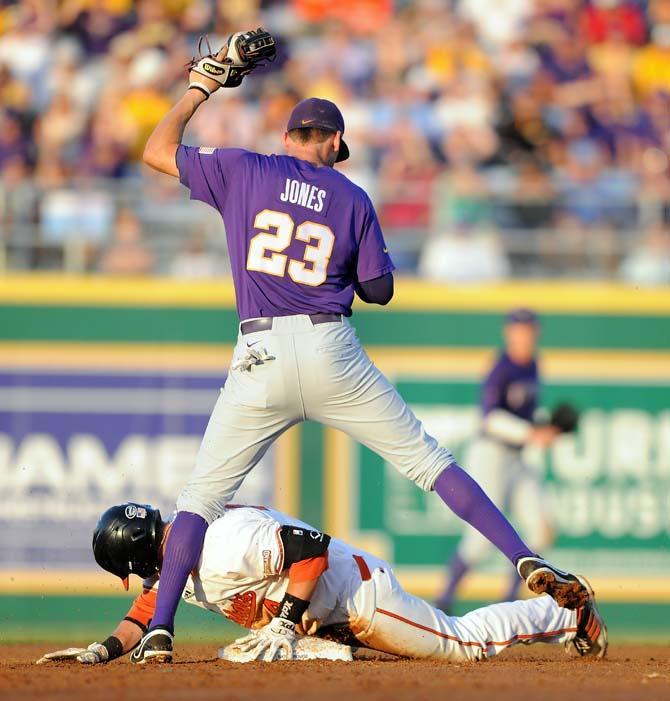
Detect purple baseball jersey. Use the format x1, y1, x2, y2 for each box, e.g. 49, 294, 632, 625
176, 146, 395, 320
481, 352, 539, 423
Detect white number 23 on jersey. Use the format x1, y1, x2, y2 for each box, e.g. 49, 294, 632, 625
246, 209, 335, 287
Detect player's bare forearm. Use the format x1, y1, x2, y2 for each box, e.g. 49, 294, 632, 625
285, 569, 321, 601
143, 90, 208, 177
279, 552, 328, 623
106, 618, 144, 654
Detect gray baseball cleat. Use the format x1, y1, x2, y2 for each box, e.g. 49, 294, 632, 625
130, 629, 173, 664
566, 576, 608, 659
516, 556, 590, 609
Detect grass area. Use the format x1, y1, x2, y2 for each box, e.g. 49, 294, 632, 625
1, 595, 668, 645
0, 595, 242, 644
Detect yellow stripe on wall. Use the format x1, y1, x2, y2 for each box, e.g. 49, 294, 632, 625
388, 279, 670, 314
0, 342, 235, 370
0, 275, 238, 308
0, 570, 143, 596
1, 342, 668, 383
2, 569, 666, 603
394, 570, 670, 603
368, 348, 670, 382
1, 275, 670, 315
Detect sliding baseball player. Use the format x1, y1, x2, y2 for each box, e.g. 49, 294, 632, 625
36, 502, 606, 666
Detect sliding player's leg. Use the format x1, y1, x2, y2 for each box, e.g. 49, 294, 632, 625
352, 568, 581, 662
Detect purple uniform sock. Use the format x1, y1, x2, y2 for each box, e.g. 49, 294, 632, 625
436, 554, 469, 610
434, 464, 532, 565
150, 511, 208, 634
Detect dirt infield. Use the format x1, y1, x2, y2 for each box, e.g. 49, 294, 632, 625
1, 643, 669, 701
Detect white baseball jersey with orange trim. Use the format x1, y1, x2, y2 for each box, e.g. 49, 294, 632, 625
138, 505, 577, 661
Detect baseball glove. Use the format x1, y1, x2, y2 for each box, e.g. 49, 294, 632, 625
550, 402, 579, 433
188, 28, 276, 91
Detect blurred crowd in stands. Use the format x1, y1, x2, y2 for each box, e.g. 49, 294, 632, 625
1, 0, 670, 283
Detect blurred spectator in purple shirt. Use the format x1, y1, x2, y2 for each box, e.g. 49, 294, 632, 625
0, 110, 29, 169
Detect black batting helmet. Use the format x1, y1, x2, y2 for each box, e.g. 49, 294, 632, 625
92, 503, 164, 590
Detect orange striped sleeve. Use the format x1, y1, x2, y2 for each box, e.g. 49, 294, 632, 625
124, 586, 158, 631
288, 552, 329, 583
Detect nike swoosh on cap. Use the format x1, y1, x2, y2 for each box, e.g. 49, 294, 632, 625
383, 247, 388, 253
301, 118, 315, 125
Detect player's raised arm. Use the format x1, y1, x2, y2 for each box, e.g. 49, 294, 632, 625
143, 29, 276, 176
143, 89, 208, 177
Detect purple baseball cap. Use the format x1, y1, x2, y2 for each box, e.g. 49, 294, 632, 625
286, 97, 350, 162
505, 308, 539, 325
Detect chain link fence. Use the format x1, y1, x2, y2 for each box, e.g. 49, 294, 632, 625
1, 176, 667, 283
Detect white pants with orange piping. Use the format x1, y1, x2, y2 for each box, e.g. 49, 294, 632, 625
347, 563, 578, 662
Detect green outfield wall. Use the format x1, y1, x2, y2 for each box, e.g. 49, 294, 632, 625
2, 596, 666, 644
0, 275, 668, 616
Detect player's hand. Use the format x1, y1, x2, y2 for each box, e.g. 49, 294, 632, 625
528, 424, 559, 448
233, 618, 296, 661
35, 643, 109, 665
188, 44, 228, 97
187, 29, 276, 96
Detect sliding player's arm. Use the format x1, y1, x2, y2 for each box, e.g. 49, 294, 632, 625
36, 581, 158, 665
276, 524, 331, 621
234, 525, 331, 661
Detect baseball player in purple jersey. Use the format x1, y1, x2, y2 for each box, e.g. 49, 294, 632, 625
437, 309, 559, 612
133, 29, 591, 663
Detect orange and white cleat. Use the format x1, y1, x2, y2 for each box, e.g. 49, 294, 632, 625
567, 576, 608, 659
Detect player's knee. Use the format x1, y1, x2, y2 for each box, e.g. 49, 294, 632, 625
399, 447, 455, 492
176, 490, 222, 525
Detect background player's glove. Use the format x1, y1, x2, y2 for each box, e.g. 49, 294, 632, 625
35, 642, 110, 665
550, 402, 579, 433
233, 617, 296, 661
187, 28, 276, 97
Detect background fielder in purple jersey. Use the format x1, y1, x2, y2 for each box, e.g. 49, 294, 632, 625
481, 351, 539, 431
436, 308, 560, 612
175, 146, 394, 320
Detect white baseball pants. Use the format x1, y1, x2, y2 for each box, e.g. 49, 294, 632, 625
348, 563, 577, 661
178, 315, 454, 522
